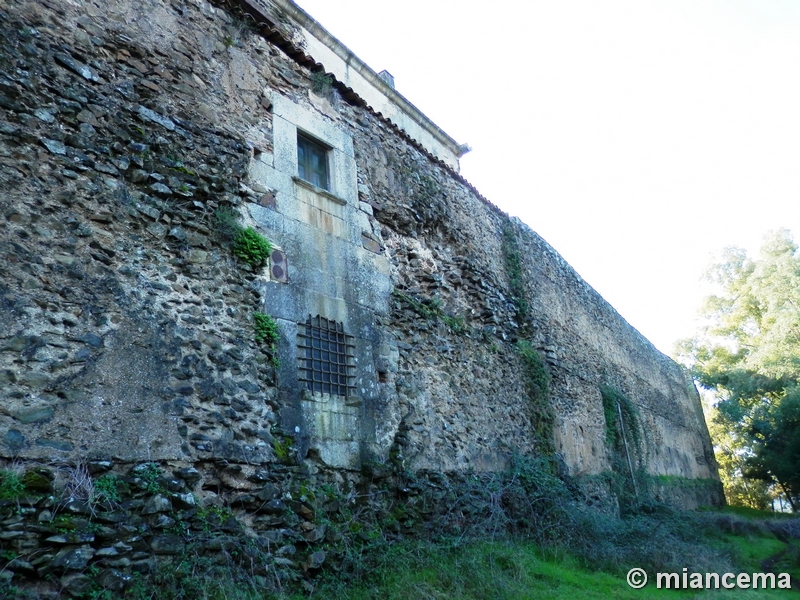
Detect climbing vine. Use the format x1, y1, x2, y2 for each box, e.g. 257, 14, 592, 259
600, 385, 645, 509
502, 224, 529, 325
516, 340, 554, 455
599, 385, 641, 452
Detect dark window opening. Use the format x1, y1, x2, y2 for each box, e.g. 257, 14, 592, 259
298, 315, 355, 397
297, 133, 329, 190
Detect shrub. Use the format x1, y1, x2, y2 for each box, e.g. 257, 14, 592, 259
232, 226, 272, 268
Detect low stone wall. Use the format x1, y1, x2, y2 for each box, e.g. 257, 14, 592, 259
0, 456, 585, 597
1, 459, 328, 597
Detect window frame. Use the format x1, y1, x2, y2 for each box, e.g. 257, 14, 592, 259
296, 132, 330, 191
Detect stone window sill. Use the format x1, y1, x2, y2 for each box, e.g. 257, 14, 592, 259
293, 176, 347, 206
300, 388, 362, 407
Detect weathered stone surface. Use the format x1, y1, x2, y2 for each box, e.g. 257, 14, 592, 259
171, 492, 197, 509
12, 405, 55, 424
141, 495, 172, 515
0, 20, 719, 600
137, 106, 175, 131
254, 484, 280, 502
54, 53, 101, 82
52, 546, 95, 571
149, 534, 184, 555
304, 550, 325, 570
40, 138, 66, 155
46, 532, 96, 544
20, 468, 54, 493
60, 573, 93, 596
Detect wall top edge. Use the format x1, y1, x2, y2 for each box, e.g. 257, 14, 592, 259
247, 0, 468, 169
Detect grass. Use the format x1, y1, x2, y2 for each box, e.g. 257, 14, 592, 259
286, 504, 800, 600
305, 541, 656, 600
92, 534, 795, 599
0, 469, 24, 500
293, 537, 796, 600
719, 505, 797, 520
8, 539, 789, 600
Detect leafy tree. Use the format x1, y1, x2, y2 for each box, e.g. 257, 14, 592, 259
703, 402, 771, 509
677, 229, 800, 511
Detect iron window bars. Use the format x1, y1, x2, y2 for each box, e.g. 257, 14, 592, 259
298, 315, 355, 397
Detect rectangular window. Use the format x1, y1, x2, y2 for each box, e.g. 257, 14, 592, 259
298, 315, 355, 397
297, 132, 329, 190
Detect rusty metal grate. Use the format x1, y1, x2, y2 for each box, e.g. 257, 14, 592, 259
298, 315, 355, 397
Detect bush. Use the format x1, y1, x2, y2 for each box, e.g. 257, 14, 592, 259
232, 227, 272, 268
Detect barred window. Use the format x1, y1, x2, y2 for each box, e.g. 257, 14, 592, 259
298, 315, 355, 397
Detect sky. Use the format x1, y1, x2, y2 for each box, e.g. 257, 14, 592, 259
294, 0, 800, 356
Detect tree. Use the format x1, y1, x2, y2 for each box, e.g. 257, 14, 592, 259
703, 402, 772, 510
677, 229, 800, 511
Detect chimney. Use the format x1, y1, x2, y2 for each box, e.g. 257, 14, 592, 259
378, 70, 395, 89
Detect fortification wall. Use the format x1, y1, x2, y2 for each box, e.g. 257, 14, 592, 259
0, 0, 719, 498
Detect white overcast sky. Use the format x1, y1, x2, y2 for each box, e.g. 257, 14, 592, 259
294, 0, 800, 356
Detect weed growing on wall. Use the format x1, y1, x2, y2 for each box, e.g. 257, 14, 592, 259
516, 341, 554, 454
253, 312, 279, 346
272, 432, 294, 463
232, 226, 272, 268
394, 291, 468, 334
600, 385, 646, 510
213, 208, 274, 269
502, 224, 529, 324
132, 463, 163, 494
253, 312, 280, 367
213, 206, 242, 240
0, 470, 24, 500
93, 474, 121, 504
311, 71, 333, 96
599, 385, 641, 453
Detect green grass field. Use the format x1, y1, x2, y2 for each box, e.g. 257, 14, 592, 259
295, 508, 799, 600
299, 541, 795, 600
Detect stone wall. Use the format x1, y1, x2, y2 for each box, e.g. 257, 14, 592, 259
0, 0, 720, 507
